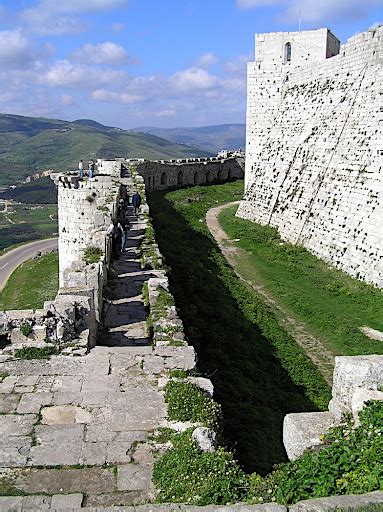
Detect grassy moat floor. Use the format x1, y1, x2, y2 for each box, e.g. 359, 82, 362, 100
148, 180, 382, 474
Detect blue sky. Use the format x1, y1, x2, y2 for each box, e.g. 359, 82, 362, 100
0, 0, 381, 128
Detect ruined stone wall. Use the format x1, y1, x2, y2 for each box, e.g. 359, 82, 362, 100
133, 157, 244, 191
238, 26, 383, 287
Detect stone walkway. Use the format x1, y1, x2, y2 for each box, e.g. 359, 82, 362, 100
0, 210, 195, 509
101, 213, 152, 347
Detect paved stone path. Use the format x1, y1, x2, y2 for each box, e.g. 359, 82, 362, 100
101, 213, 152, 347
0, 210, 195, 509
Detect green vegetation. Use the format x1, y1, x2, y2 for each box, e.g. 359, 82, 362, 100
0, 113, 211, 185
153, 430, 248, 506
149, 181, 330, 474
20, 322, 33, 337
0, 371, 8, 382
250, 401, 383, 505
83, 246, 103, 264
0, 203, 57, 251
219, 206, 383, 356
165, 380, 221, 428
14, 346, 59, 359
153, 397, 382, 507
0, 177, 57, 203
0, 253, 58, 310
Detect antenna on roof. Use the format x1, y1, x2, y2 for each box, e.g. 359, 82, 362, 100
298, 9, 302, 32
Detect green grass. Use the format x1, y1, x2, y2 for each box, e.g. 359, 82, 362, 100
149, 181, 330, 474
0, 203, 57, 251
219, 206, 383, 356
0, 252, 58, 310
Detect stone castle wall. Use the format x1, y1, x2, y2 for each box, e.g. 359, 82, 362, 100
133, 156, 244, 191
238, 26, 383, 287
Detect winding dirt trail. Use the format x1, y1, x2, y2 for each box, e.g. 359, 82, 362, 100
206, 201, 334, 385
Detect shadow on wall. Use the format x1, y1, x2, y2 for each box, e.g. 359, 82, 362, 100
148, 189, 325, 475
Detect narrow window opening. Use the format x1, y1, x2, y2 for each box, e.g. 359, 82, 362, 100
284, 42, 292, 63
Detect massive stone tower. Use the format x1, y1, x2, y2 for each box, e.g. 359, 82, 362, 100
237, 26, 383, 287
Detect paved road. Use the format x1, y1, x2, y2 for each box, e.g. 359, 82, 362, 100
0, 238, 58, 292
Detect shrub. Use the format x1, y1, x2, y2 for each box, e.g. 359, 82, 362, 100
164, 380, 221, 428
83, 246, 103, 264
14, 346, 59, 360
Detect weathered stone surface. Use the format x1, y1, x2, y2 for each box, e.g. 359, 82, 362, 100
117, 464, 153, 491
0, 436, 31, 466
17, 392, 53, 414
283, 412, 334, 460
40, 404, 92, 425
80, 441, 107, 465
192, 427, 217, 453
28, 424, 84, 466
51, 493, 84, 509
188, 377, 214, 398
0, 413, 36, 436
237, 26, 383, 288
51, 375, 83, 393
329, 355, 383, 421
0, 393, 20, 414
290, 490, 383, 511
351, 388, 383, 424
84, 490, 152, 508
17, 467, 116, 494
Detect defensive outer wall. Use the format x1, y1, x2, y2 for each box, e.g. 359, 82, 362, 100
237, 26, 383, 287
0, 158, 382, 510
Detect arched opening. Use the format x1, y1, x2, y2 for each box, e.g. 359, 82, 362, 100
177, 170, 183, 186
284, 42, 292, 63
217, 169, 225, 182
161, 172, 167, 186
193, 172, 199, 184
206, 170, 214, 183
228, 169, 234, 180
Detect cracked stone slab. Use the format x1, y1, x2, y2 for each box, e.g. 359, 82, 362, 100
52, 375, 83, 393
0, 435, 31, 467
17, 392, 53, 414
117, 464, 153, 491
28, 424, 84, 466
15, 467, 116, 494
51, 493, 83, 509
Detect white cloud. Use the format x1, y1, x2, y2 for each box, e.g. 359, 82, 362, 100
170, 67, 218, 92
0, 29, 36, 67
20, 0, 127, 35
236, 0, 381, 23
91, 89, 143, 103
236, 0, 280, 7
72, 42, 128, 65
196, 52, 218, 68
60, 94, 75, 106
42, 60, 124, 88
225, 53, 252, 75
155, 109, 177, 118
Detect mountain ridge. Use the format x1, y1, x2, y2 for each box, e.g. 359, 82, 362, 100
0, 113, 213, 185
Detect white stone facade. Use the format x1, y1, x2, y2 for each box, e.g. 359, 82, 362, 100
238, 26, 383, 287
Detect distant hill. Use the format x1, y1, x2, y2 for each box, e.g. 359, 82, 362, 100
0, 114, 212, 185
134, 124, 245, 154
0, 177, 57, 204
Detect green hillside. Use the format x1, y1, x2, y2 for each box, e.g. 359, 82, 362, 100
0, 114, 212, 185
134, 124, 245, 154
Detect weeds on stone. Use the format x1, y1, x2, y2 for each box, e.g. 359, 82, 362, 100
164, 380, 221, 429
14, 346, 59, 360
20, 322, 33, 337
83, 246, 103, 264
0, 371, 8, 382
